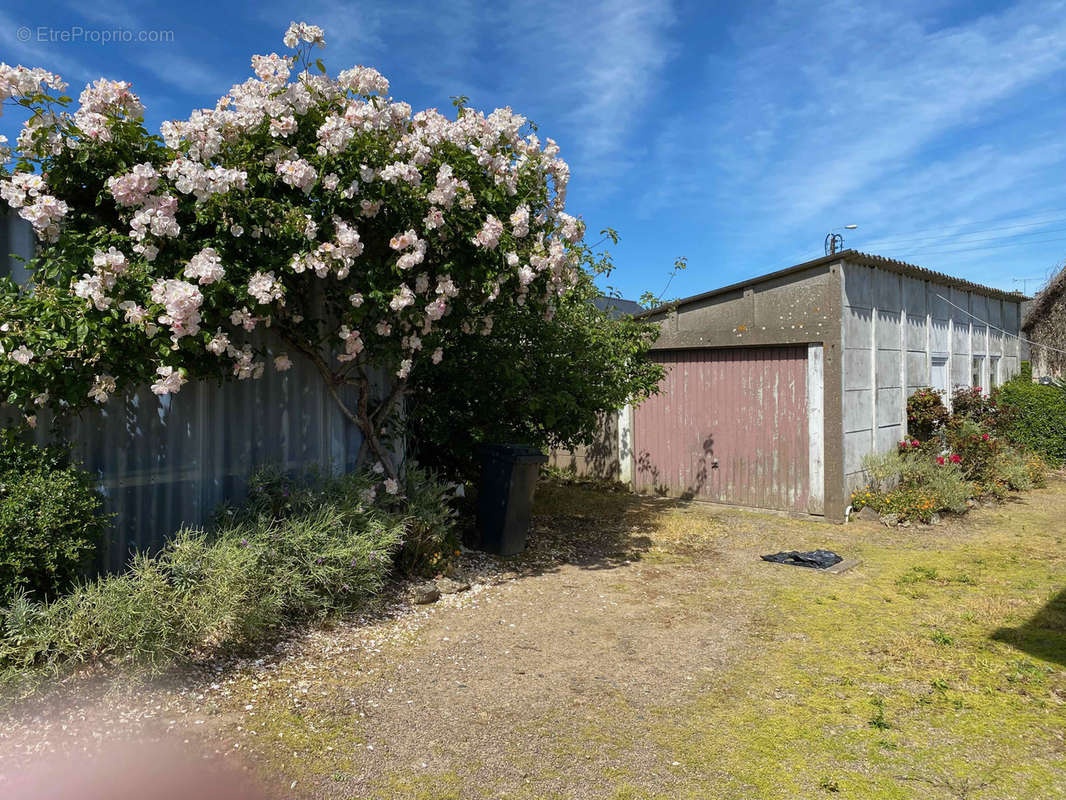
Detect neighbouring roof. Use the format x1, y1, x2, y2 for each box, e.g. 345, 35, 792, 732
593, 295, 645, 318
635, 249, 1026, 319
1022, 265, 1066, 332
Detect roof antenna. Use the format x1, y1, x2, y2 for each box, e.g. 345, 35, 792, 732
824, 224, 858, 256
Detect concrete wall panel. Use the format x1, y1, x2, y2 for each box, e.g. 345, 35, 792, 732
877, 388, 904, 426
844, 349, 873, 390
907, 352, 930, 388
876, 309, 902, 349
876, 350, 902, 387
876, 424, 904, 453
845, 307, 873, 348
843, 263, 876, 307
844, 389, 873, 432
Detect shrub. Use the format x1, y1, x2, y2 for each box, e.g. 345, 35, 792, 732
992, 449, 1036, 493
950, 386, 999, 427
854, 451, 973, 521
0, 465, 460, 676
1026, 453, 1049, 488
228, 463, 459, 578
906, 388, 949, 441
994, 377, 1066, 466
0, 432, 107, 603
945, 419, 1002, 484
881, 487, 939, 523
390, 465, 461, 577
902, 457, 973, 514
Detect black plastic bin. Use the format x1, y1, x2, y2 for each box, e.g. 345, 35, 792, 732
475, 444, 548, 556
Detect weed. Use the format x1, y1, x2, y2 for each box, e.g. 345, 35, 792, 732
930, 629, 955, 647
817, 776, 841, 793
897, 566, 939, 586
868, 697, 890, 730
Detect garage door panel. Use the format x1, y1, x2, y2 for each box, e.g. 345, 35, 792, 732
634, 346, 809, 512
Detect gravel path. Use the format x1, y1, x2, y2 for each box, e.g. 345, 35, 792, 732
0, 488, 812, 798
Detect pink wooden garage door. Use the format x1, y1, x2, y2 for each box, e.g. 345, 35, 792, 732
633, 347, 809, 512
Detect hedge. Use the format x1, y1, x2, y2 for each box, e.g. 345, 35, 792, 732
995, 378, 1066, 466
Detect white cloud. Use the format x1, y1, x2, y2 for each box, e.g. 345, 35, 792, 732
257, 0, 676, 178
683, 0, 1066, 218
631, 0, 1066, 290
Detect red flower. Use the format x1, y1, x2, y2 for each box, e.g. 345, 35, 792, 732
950, 454, 961, 464
975, 387, 982, 393
982, 433, 989, 441
936, 456, 945, 465
911, 440, 919, 447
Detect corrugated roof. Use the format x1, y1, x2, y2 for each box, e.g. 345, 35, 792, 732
635, 249, 1026, 319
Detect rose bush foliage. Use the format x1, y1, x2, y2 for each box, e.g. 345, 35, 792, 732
0, 22, 585, 478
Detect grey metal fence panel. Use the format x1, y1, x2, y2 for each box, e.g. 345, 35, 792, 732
2, 213, 379, 572
48, 349, 368, 572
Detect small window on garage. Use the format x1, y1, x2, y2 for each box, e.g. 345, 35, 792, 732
972, 355, 984, 389
989, 356, 1000, 389
931, 355, 949, 395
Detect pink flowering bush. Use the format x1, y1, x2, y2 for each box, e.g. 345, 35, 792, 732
0, 22, 584, 479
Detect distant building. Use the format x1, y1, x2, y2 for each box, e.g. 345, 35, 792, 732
1022, 264, 1066, 381
592, 295, 644, 318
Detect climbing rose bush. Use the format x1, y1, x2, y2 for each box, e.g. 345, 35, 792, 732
0, 22, 582, 476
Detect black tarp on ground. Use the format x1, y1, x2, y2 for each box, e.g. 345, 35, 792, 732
761, 549, 843, 569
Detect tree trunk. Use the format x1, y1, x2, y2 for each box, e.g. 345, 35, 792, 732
278, 330, 404, 481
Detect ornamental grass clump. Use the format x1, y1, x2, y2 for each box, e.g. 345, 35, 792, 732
0, 465, 460, 679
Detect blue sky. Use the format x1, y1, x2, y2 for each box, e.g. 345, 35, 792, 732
3, 0, 1066, 301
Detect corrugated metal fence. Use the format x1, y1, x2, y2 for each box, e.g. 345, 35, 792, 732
3, 212, 380, 572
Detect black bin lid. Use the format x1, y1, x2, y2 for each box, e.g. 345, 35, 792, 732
478, 443, 548, 464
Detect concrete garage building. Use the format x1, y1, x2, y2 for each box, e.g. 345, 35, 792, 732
626, 250, 1024, 522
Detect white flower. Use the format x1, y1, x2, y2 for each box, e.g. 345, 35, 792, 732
274, 353, 293, 371
283, 21, 325, 49
372, 462, 385, 474
150, 278, 203, 339
247, 271, 285, 305
275, 158, 317, 193
384, 478, 399, 495
88, 374, 116, 404
9, 345, 34, 365
206, 331, 230, 355
389, 284, 415, 311
184, 247, 225, 285
150, 365, 186, 395
473, 215, 504, 249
